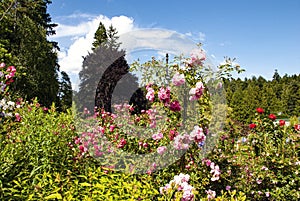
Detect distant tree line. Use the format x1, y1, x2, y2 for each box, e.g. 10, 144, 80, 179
0, 0, 72, 111
223, 70, 300, 123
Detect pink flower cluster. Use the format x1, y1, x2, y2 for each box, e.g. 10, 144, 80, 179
15, 113, 21, 122
173, 133, 191, 150
172, 72, 185, 86
189, 81, 205, 101
146, 108, 158, 128
206, 189, 216, 200
75, 126, 106, 158
5, 65, 16, 79
189, 48, 206, 66
203, 159, 221, 181
173, 126, 206, 150
146, 84, 155, 102
158, 86, 171, 105
160, 173, 195, 201
152, 132, 163, 140
169, 100, 181, 112
157, 146, 167, 155
190, 125, 206, 143
0, 63, 16, 90
145, 85, 181, 112
117, 138, 127, 148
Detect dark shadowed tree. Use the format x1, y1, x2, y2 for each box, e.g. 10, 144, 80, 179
76, 22, 139, 113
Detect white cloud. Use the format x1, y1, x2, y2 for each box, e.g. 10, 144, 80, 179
198, 32, 206, 42
52, 14, 205, 90
53, 15, 135, 74
51, 15, 134, 39
184, 31, 205, 42
120, 29, 195, 56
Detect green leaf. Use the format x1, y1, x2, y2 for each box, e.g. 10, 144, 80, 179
80, 182, 92, 187
45, 193, 62, 200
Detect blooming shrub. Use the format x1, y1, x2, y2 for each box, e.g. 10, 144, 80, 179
2, 47, 299, 200
0, 62, 21, 124
71, 47, 250, 200
206, 107, 300, 200
160, 173, 196, 201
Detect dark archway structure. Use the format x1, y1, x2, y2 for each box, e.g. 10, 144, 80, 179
94, 55, 129, 113
94, 55, 151, 114
129, 87, 151, 115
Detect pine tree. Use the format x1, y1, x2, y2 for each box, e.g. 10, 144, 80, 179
58, 71, 73, 112
106, 24, 121, 50
76, 23, 139, 113
0, 0, 60, 107
92, 22, 107, 50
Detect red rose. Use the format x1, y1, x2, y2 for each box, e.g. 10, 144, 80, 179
249, 123, 256, 129
169, 100, 181, 112
279, 120, 285, 126
256, 107, 264, 114
295, 124, 300, 131
268, 114, 276, 121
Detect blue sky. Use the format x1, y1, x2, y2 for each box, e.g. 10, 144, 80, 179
48, 0, 300, 88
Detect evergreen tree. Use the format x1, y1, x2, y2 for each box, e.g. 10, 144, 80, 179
272, 69, 281, 82
281, 80, 300, 116
58, 71, 73, 112
229, 85, 246, 122
92, 22, 107, 50
261, 83, 279, 113
0, 0, 60, 108
76, 22, 139, 113
106, 24, 121, 50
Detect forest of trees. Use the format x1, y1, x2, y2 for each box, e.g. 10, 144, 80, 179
0, 0, 72, 111
223, 70, 300, 123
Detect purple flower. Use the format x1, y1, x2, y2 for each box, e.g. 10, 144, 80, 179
226, 185, 231, 191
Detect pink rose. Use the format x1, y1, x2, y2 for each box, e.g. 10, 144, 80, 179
189, 49, 206, 66
157, 146, 167, 155
172, 72, 185, 86
189, 81, 205, 101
